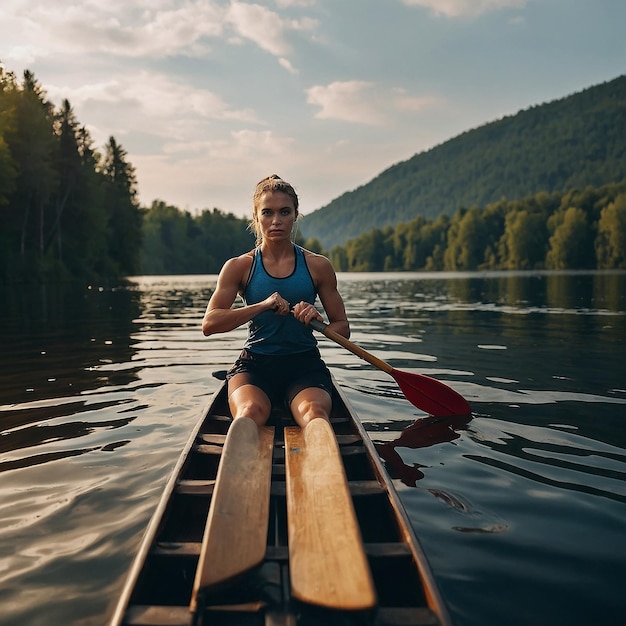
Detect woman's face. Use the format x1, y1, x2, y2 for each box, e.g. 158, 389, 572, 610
255, 191, 297, 242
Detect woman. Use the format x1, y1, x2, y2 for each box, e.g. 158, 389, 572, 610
202, 174, 350, 428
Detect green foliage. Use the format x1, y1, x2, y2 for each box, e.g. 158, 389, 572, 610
596, 193, 626, 269
0, 69, 18, 207
101, 137, 143, 276
329, 179, 626, 271
302, 75, 626, 249
546, 207, 593, 269
500, 209, 548, 270
302, 237, 324, 254
0, 69, 142, 284
444, 207, 488, 270
139, 202, 254, 274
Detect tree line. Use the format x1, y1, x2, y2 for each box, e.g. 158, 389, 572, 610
2, 67, 625, 283
327, 179, 626, 271
139, 200, 326, 274
0, 68, 142, 284
140, 201, 254, 274
139, 179, 626, 275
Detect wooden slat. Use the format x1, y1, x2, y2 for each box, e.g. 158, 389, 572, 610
208, 413, 232, 422
273, 443, 365, 462
153, 541, 409, 559
189, 418, 274, 612
198, 433, 227, 445
124, 605, 191, 626
285, 419, 377, 611
176, 479, 215, 495
347, 480, 386, 495
365, 542, 411, 557
376, 607, 441, 626
193, 443, 224, 455
335, 433, 362, 445
265, 609, 298, 626
125, 601, 274, 626
270, 479, 384, 498
274, 433, 360, 445
152, 542, 199, 556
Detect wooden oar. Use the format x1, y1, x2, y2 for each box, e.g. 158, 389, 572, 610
190, 417, 274, 613
285, 419, 377, 610
309, 318, 471, 417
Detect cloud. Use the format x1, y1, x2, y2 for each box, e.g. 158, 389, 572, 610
4, 2, 229, 60
279, 58, 299, 74
0, 1, 315, 64
401, 0, 526, 18
274, 0, 317, 7
1, 1, 226, 61
3, 45, 43, 65
225, 2, 317, 61
164, 129, 296, 161
132, 129, 300, 211
57, 73, 255, 123
306, 81, 439, 125
307, 81, 385, 125
131, 124, 397, 217
45, 71, 260, 149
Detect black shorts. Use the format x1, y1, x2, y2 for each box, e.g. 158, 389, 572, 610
226, 347, 332, 408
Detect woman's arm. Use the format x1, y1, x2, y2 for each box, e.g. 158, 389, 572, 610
202, 255, 291, 336
295, 252, 350, 339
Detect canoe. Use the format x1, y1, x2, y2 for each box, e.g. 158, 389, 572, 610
110, 377, 452, 626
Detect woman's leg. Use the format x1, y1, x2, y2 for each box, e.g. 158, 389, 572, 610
228, 373, 272, 426
289, 387, 332, 429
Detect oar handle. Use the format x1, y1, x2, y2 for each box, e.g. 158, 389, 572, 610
309, 319, 393, 375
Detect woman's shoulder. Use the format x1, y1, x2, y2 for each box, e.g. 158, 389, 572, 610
301, 246, 330, 265
221, 250, 255, 278
230, 249, 255, 264
300, 247, 335, 278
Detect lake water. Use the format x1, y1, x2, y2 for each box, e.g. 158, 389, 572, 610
1, 271, 625, 626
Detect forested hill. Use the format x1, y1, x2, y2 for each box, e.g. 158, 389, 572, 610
301, 74, 626, 249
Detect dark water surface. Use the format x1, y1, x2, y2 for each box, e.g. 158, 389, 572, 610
1, 271, 625, 626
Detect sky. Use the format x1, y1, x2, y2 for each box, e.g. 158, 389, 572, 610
1, 0, 625, 219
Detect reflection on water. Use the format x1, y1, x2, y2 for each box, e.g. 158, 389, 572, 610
371, 414, 513, 534
373, 414, 472, 486
1, 271, 626, 626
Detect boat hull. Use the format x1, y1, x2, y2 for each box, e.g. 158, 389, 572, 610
110, 379, 452, 626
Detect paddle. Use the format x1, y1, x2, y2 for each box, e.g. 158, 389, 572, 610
285, 419, 377, 610
190, 417, 274, 614
308, 318, 471, 417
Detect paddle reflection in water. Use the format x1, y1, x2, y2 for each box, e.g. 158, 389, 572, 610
375, 415, 472, 487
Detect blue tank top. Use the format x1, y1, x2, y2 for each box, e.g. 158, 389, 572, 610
243, 245, 318, 355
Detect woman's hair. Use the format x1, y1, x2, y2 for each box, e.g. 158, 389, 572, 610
250, 174, 299, 245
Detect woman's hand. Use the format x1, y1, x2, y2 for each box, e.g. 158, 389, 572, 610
291, 301, 323, 325
266, 292, 291, 315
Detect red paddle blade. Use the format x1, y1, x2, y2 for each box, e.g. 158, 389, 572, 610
391, 368, 471, 417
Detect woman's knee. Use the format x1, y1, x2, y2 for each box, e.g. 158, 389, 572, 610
291, 394, 331, 427
228, 384, 271, 425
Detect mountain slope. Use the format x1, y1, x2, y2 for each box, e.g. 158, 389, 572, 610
301, 75, 626, 249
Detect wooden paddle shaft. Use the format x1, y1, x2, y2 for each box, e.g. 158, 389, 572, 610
285, 420, 377, 610
190, 419, 274, 613
309, 319, 394, 375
